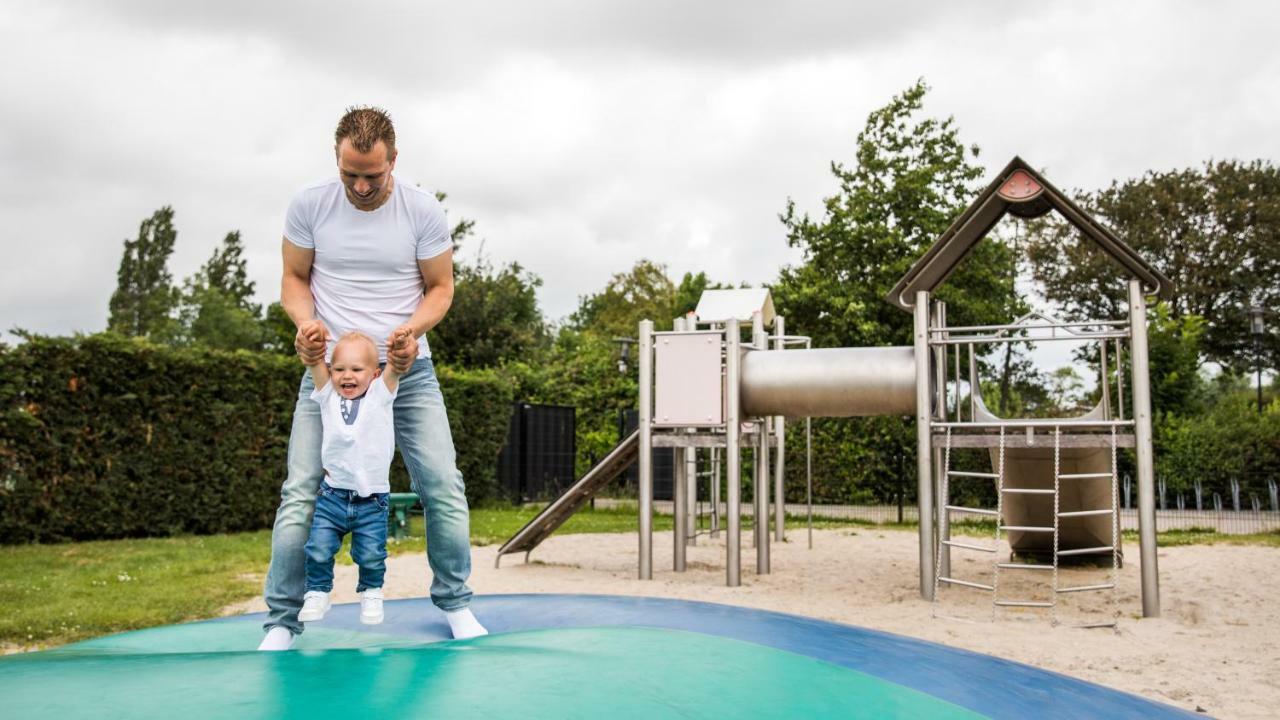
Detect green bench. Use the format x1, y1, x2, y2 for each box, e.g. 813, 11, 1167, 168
387, 493, 421, 540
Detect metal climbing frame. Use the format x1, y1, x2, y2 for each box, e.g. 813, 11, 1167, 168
919, 279, 1160, 618
638, 308, 818, 587
932, 426, 1122, 628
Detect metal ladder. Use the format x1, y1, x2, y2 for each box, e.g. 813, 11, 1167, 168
932, 426, 1121, 628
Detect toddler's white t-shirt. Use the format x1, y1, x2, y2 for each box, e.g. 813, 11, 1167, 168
311, 378, 398, 496
283, 176, 452, 363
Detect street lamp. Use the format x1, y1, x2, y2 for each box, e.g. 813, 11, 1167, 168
1249, 306, 1266, 414
613, 337, 636, 374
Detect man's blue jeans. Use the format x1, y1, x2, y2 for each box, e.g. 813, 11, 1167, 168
263, 358, 474, 634
304, 482, 389, 593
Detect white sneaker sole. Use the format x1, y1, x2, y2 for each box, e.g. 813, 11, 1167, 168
298, 603, 330, 622
360, 611, 383, 625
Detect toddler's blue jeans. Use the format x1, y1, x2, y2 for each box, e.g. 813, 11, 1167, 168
304, 481, 389, 593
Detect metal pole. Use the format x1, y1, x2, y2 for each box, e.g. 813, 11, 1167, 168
638, 319, 654, 580
806, 415, 813, 550
1100, 340, 1111, 419
725, 318, 742, 587
914, 291, 935, 599
1128, 280, 1160, 617
671, 316, 687, 572
774, 315, 786, 542
1258, 335, 1264, 415
711, 447, 720, 538
687, 445, 698, 546
752, 312, 770, 574
933, 302, 949, 579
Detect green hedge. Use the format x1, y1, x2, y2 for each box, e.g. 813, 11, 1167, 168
0, 334, 514, 544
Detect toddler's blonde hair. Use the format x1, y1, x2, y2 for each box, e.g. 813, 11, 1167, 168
332, 331, 379, 364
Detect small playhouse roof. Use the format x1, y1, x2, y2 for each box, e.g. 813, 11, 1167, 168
886, 156, 1173, 311
694, 288, 776, 326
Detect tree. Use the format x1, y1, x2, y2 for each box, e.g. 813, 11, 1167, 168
168, 231, 266, 351
429, 251, 547, 368
569, 259, 678, 338
1025, 160, 1280, 372
154, 231, 266, 352
772, 79, 1023, 351
768, 80, 1031, 503
107, 207, 179, 338
196, 231, 257, 310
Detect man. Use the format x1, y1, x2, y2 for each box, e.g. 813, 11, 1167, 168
258, 106, 486, 651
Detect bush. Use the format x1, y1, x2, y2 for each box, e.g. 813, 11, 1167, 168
0, 334, 513, 544
1156, 395, 1279, 499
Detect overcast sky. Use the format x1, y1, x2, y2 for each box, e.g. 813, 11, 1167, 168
4, 1, 1278, 346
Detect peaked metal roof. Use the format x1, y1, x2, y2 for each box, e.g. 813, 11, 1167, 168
694, 288, 776, 326
886, 156, 1173, 311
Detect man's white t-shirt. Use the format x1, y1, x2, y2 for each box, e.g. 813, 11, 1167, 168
311, 378, 398, 496
284, 176, 451, 362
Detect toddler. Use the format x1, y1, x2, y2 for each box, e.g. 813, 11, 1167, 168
297, 330, 406, 625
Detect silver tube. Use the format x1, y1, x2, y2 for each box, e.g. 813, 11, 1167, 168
1129, 280, 1161, 617
725, 319, 742, 587
740, 347, 915, 417
774, 315, 786, 542
638, 319, 654, 580
752, 313, 770, 574
914, 291, 935, 599
933, 302, 949, 579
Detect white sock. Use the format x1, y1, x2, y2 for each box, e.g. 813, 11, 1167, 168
257, 626, 295, 651
445, 607, 488, 639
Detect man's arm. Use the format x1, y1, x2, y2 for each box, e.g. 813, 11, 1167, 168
386, 250, 455, 373
282, 238, 327, 364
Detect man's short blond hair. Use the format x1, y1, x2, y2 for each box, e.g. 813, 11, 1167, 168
335, 106, 396, 158
332, 331, 379, 364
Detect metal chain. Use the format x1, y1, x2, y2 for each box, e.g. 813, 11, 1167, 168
991, 427, 1006, 621
1052, 426, 1062, 627
1109, 425, 1121, 631
931, 427, 952, 619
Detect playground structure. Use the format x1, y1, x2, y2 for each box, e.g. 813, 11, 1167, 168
497, 156, 1172, 621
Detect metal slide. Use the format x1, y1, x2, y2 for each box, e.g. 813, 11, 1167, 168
972, 391, 1121, 557
495, 430, 640, 566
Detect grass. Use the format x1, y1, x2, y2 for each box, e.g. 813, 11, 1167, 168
0, 504, 671, 649
2, 507, 1276, 650
0, 531, 273, 649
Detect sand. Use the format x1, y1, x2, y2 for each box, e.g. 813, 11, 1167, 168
228, 527, 1279, 719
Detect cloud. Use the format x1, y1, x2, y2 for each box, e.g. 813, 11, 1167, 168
2, 0, 1278, 342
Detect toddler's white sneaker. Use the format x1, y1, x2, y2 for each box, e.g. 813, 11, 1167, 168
298, 590, 331, 622
360, 588, 384, 625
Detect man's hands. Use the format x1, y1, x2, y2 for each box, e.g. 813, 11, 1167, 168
386, 324, 417, 374
295, 320, 328, 366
